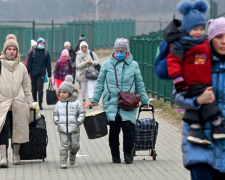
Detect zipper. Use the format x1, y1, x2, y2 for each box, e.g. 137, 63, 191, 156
66, 101, 68, 133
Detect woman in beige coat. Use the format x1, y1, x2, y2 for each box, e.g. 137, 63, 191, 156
76, 41, 99, 109
0, 34, 33, 168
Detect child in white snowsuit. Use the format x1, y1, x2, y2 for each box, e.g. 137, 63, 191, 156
53, 75, 85, 169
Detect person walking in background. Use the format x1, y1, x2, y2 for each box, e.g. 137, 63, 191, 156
27, 37, 52, 110
173, 17, 225, 180
53, 75, 85, 169
53, 49, 74, 95
166, 0, 225, 145
75, 34, 85, 53
64, 41, 76, 83
90, 38, 149, 164
0, 34, 33, 168
76, 41, 99, 109
24, 39, 37, 67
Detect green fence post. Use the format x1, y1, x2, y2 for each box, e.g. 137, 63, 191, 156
52, 20, 54, 59
92, 19, 94, 50
32, 20, 35, 40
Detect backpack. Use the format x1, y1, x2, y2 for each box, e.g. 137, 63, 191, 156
154, 41, 183, 80
90, 51, 101, 72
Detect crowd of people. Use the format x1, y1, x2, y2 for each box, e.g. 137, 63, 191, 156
1, 0, 225, 179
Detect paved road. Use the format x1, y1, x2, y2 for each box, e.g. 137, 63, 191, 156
1, 56, 190, 180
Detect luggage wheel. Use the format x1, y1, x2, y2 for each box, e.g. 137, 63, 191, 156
42, 157, 45, 162
150, 149, 157, 160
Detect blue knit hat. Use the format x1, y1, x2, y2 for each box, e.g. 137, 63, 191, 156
177, 0, 209, 34
37, 37, 46, 45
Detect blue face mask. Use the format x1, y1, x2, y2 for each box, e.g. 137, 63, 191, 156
115, 53, 126, 60
38, 45, 45, 49
6, 54, 15, 60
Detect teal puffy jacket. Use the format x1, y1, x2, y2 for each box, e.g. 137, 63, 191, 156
92, 53, 149, 124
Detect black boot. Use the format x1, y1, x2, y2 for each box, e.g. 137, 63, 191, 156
39, 104, 43, 110
124, 154, 133, 164
112, 156, 121, 163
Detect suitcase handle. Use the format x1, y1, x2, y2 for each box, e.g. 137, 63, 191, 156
137, 104, 154, 120
30, 107, 36, 121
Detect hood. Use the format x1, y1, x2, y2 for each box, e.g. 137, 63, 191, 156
164, 19, 187, 44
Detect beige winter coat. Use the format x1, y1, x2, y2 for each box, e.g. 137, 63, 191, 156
76, 51, 99, 82
0, 59, 33, 143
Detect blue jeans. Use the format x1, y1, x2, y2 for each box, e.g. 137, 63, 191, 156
190, 163, 225, 180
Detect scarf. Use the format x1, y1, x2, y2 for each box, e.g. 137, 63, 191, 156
180, 35, 205, 44
59, 57, 69, 63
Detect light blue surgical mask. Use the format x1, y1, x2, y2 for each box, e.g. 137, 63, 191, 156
115, 53, 126, 60
6, 54, 15, 60
38, 45, 45, 49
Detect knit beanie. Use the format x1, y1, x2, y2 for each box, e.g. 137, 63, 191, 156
79, 34, 85, 41
37, 37, 45, 45
208, 17, 225, 42
31, 39, 37, 47
64, 41, 71, 48
59, 75, 74, 94
114, 38, 129, 52
79, 41, 88, 50
61, 49, 69, 57
2, 34, 19, 54
177, 0, 209, 34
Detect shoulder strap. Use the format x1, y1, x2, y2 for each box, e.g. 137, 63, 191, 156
113, 64, 134, 92
173, 41, 184, 52
32, 49, 35, 58
90, 51, 94, 60
113, 65, 119, 89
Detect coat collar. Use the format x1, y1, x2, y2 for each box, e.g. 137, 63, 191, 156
109, 52, 133, 66
1, 59, 20, 72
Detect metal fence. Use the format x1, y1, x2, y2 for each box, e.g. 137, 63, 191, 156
0, 19, 135, 60
130, 31, 173, 103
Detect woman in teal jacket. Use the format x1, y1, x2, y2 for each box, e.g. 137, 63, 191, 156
173, 17, 225, 180
91, 38, 149, 164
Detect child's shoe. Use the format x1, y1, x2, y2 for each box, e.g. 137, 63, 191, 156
187, 128, 211, 145
83, 102, 87, 108
69, 152, 76, 165
213, 124, 225, 139
60, 156, 68, 169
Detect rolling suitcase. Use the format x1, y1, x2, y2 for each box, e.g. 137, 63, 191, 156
84, 110, 108, 139
19, 108, 48, 161
133, 104, 159, 160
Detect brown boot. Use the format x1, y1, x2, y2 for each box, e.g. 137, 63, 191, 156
0, 145, 8, 168
12, 144, 21, 165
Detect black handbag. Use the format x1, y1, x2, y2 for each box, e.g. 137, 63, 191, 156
46, 82, 57, 105
85, 68, 99, 80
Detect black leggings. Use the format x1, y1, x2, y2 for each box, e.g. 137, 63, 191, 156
0, 111, 13, 149
31, 74, 45, 105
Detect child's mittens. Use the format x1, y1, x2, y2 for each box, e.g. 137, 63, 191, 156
173, 76, 189, 93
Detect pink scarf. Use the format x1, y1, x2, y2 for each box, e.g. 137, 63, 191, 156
59, 57, 69, 63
